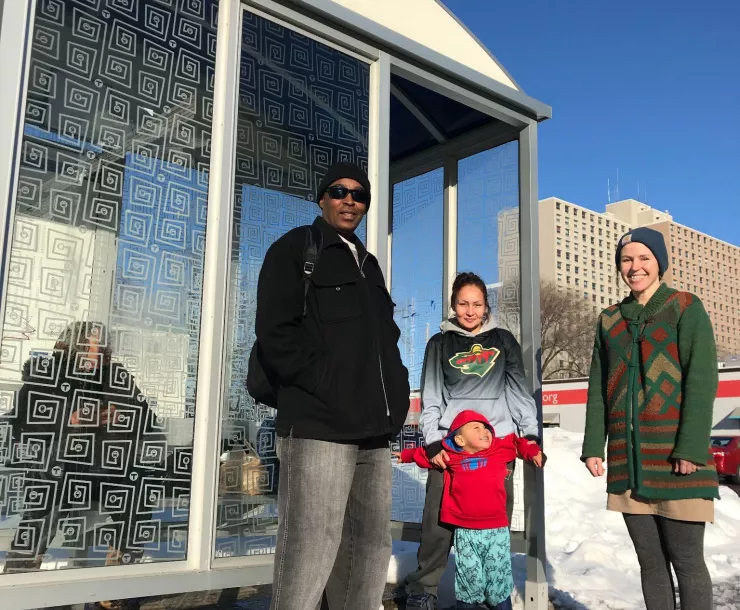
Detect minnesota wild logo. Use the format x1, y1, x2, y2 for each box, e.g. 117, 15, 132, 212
449, 344, 501, 377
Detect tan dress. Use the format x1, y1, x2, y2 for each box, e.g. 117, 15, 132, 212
607, 489, 714, 523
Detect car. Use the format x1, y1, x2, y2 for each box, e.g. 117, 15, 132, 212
710, 436, 740, 484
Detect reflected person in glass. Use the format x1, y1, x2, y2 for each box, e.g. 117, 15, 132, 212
402, 272, 539, 610
2, 321, 156, 582
253, 162, 410, 610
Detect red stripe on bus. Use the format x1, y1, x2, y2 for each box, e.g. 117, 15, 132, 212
542, 389, 589, 406
409, 377, 740, 412
717, 379, 740, 398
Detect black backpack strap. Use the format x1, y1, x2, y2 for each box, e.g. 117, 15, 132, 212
302, 225, 322, 316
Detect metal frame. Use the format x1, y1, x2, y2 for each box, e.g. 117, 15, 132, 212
0, 0, 548, 606
366, 51, 392, 278
442, 157, 458, 312
191, 0, 242, 573
519, 123, 548, 610
0, 0, 33, 336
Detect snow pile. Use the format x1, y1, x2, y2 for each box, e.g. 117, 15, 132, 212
388, 427, 740, 609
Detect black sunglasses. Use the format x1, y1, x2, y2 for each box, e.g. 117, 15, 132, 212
325, 184, 369, 205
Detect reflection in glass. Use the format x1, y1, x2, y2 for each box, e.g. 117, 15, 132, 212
389, 169, 443, 523
391, 170, 444, 390
215, 11, 369, 558
0, 0, 219, 572
457, 142, 521, 341
456, 142, 525, 531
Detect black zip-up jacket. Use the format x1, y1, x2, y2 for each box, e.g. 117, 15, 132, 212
255, 216, 410, 440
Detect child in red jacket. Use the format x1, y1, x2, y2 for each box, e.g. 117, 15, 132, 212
394, 410, 543, 610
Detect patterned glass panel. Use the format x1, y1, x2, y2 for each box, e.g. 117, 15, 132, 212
214, 10, 369, 559
457, 142, 525, 531
389, 168, 444, 523
0, 0, 219, 572
457, 142, 521, 341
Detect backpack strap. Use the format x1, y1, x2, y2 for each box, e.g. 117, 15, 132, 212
302, 225, 322, 316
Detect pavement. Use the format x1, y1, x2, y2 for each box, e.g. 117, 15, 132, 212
47, 585, 402, 610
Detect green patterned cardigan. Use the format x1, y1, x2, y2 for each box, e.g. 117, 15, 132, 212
581, 282, 719, 500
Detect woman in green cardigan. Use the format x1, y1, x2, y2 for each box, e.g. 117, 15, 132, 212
581, 227, 718, 610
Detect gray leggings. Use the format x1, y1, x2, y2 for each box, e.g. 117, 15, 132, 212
623, 514, 712, 610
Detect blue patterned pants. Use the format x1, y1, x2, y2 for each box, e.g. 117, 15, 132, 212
454, 526, 513, 607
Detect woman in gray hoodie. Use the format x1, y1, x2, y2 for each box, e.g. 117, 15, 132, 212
403, 272, 540, 610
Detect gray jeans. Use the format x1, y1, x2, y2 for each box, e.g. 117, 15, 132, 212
270, 434, 392, 610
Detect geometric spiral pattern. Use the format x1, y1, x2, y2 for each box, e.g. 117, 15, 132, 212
458, 142, 521, 337
389, 169, 444, 524
214, 11, 369, 558
391, 169, 445, 391
1, 0, 219, 573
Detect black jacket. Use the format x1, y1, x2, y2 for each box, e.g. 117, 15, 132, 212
255, 216, 410, 440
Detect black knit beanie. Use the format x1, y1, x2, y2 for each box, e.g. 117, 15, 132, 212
615, 227, 669, 275
315, 162, 371, 208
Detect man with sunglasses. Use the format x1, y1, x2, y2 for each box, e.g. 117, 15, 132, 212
255, 161, 410, 610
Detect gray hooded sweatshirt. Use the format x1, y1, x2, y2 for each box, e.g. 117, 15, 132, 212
418, 317, 539, 446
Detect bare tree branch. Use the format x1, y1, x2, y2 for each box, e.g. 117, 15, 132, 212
496, 278, 597, 380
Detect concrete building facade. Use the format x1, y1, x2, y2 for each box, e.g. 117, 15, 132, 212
539, 197, 636, 314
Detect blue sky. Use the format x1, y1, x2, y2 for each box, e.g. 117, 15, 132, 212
444, 0, 740, 246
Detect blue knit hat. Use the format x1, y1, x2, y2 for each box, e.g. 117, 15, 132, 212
615, 227, 669, 276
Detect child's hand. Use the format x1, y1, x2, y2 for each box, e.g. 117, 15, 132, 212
532, 452, 545, 468
391, 451, 402, 461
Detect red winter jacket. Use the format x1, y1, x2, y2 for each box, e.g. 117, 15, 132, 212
399, 409, 541, 529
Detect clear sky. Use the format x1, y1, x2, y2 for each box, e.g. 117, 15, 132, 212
444, 0, 740, 246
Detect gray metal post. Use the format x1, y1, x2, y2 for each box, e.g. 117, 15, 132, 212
518, 122, 548, 610
442, 156, 458, 313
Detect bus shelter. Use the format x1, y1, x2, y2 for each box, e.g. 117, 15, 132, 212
0, 1, 550, 608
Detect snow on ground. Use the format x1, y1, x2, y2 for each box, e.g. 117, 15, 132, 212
387, 427, 740, 609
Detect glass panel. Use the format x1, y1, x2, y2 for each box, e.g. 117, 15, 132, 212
0, 0, 219, 572
457, 141, 521, 341
215, 10, 369, 559
457, 141, 524, 531
389, 168, 443, 523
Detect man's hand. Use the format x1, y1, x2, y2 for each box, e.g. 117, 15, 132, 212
585, 457, 605, 477
532, 452, 544, 468
673, 458, 698, 475
430, 449, 450, 470
391, 452, 402, 461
